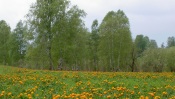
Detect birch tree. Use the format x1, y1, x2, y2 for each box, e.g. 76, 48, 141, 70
98, 10, 132, 71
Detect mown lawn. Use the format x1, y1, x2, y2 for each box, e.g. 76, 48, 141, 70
0, 66, 175, 99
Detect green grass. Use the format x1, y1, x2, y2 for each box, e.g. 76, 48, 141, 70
0, 66, 175, 99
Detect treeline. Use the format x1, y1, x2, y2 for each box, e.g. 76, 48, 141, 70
0, 0, 175, 72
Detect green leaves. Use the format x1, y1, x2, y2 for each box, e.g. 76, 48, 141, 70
98, 10, 132, 71
0, 20, 11, 65
167, 36, 175, 48
26, 0, 87, 69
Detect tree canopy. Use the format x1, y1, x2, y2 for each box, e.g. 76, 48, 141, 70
98, 10, 132, 71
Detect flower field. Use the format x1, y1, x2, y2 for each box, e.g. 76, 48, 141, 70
0, 66, 175, 99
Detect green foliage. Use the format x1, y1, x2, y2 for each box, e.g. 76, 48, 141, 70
149, 40, 158, 49
133, 35, 159, 72
165, 47, 175, 71
98, 10, 132, 71
167, 36, 175, 48
0, 20, 11, 65
26, 0, 71, 69
88, 19, 99, 71
7, 20, 28, 66
13, 20, 28, 57
137, 47, 175, 72
134, 35, 150, 57
137, 48, 166, 72
26, 0, 87, 70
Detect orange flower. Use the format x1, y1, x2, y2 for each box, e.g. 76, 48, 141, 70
162, 91, 167, 96
19, 81, 23, 84
7, 92, 12, 96
107, 95, 111, 99
148, 92, 154, 97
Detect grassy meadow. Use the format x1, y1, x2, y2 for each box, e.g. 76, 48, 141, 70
0, 66, 175, 99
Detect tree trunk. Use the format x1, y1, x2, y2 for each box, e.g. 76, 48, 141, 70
117, 38, 122, 71
131, 47, 135, 72
48, 45, 53, 70
48, 24, 53, 70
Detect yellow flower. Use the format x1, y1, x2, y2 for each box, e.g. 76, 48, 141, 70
107, 95, 111, 99
104, 91, 107, 94
28, 94, 32, 99
53, 94, 60, 99
162, 91, 167, 96
87, 81, 91, 85
112, 87, 115, 90
139, 95, 144, 99
1, 91, 5, 94
148, 92, 154, 97
134, 85, 138, 89
138, 92, 141, 94
8, 92, 12, 96
154, 96, 160, 99
145, 96, 149, 99
19, 81, 23, 84
131, 91, 135, 95
20, 93, 23, 95
80, 95, 86, 99
0, 94, 3, 97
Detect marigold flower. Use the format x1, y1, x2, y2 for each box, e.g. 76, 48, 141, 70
148, 92, 154, 97
154, 96, 160, 99
107, 95, 111, 99
139, 95, 144, 99
104, 91, 107, 94
162, 91, 167, 96
1, 91, 5, 94
19, 81, 23, 84
145, 96, 149, 99
7, 92, 12, 96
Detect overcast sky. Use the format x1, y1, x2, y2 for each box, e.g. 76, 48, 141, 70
0, 0, 175, 46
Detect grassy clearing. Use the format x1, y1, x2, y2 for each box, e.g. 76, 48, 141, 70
0, 66, 175, 99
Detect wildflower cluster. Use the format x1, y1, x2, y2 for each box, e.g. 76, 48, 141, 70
0, 66, 175, 99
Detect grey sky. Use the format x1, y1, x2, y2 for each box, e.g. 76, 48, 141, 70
0, 0, 175, 46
